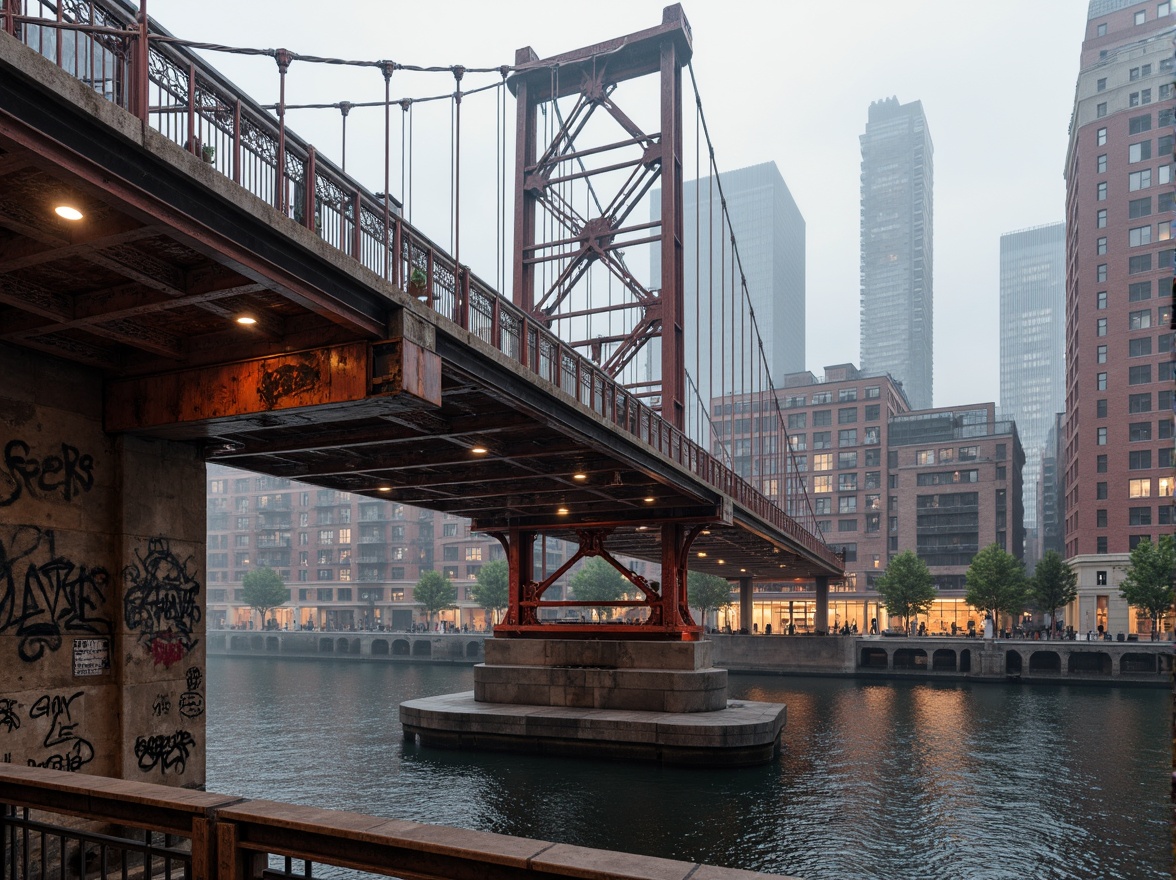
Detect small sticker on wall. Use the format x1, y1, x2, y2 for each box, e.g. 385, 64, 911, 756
73, 638, 110, 676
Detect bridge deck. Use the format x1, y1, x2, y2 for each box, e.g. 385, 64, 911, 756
0, 19, 839, 581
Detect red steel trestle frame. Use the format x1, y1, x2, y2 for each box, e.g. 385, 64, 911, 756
490, 525, 702, 641
510, 6, 690, 432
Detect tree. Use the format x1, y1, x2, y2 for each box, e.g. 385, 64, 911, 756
1029, 550, 1077, 637
875, 551, 937, 633
965, 543, 1028, 631
569, 556, 627, 620
470, 559, 509, 625
241, 567, 289, 630
414, 570, 457, 626
687, 570, 733, 630
1119, 535, 1175, 640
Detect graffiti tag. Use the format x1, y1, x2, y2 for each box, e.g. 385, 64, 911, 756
0, 440, 95, 508
28, 691, 94, 772
0, 526, 111, 662
123, 538, 201, 668
0, 698, 19, 733
134, 730, 195, 776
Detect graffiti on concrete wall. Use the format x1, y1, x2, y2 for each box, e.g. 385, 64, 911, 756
0, 525, 111, 662
133, 729, 195, 776
27, 691, 94, 772
123, 538, 201, 668
0, 698, 19, 732
0, 440, 95, 508
178, 666, 205, 718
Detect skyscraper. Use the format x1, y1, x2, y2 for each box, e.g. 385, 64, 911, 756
859, 97, 934, 410
999, 222, 1066, 567
1063, 0, 1174, 636
657, 162, 805, 415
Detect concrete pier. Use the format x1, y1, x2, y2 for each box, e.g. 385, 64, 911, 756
400, 638, 786, 766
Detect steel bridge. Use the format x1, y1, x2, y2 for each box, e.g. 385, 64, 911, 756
0, 0, 841, 641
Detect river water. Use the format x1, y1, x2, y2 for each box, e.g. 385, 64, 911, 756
205, 656, 1167, 880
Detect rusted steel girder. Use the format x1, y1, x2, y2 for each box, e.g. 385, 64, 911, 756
509, 5, 691, 431
491, 523, 702, 641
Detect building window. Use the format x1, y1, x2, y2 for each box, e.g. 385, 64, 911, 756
838, 451, 858, 469
1097, 454, 1108, 473
1096, 236, 1107, 255
1129, 197, 1152, 220
790, 434, 807, 451
1096, 482, 1108, 500
838, 520, 858, 533
1129, 141, 1152, 163
1135, 9, 1146, 24
1097, 509, 1108, 528
1097, 154, 1107, 173
814, 498, 832, 515
839, 474, 858, 492
1128, 280, 1152, 301
1129, 337, 1152, 357
1129, 478, 1151, 498
1096, 209, 1107, 228
838, 388, 858, 402
1127, 254, 1152, 274
1129, 397, 1153, 417
1097, 77, 1106, 92
813, 452, 833, 471
1128, 365, 1151, 385
813, 431, 831, 450
1129, 169, 1152, 191
1097, 399, 1108, 418
1097, 264, 1107, 282
1097, 181, 1107, 200
1096, 102, 1107, 118
1129, 309, 1152, 330
787, 413, 806, 430
1159, 221, 1172, 241
1128, 114, 1152, 134
1124, 423, 1152, 442
1096, 318, 1107, 337
838, 496, 857, 514
1097, 427, 1107, 446
812, 475, 832, 493
917, 449, 935, 466
813, 410, 832, 427
1097, 372, 1107, 391
1096, 291, 1107, 310
1129, 450, 1152, 470
1097, 22, 1107, 35
1096, 344, 1107, 363
1129, 226, 1152, 247
1097, 537, 1108, 554
838, 429, 857, 447
838, 407, 858, 424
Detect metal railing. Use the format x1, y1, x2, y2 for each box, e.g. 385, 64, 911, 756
0, 0, 835, 567
0, 765, 793, 880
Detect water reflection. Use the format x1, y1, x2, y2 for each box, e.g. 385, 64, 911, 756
206, 658, 1166, 880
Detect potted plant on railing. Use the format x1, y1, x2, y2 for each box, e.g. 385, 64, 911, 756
201, 144, 216, 164
408, 267, 428, 300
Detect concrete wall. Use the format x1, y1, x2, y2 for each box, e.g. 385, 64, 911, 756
0, 343, 206, 787
709, 634, 857, 674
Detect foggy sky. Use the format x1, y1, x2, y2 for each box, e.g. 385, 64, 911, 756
148, 0, 1087, 409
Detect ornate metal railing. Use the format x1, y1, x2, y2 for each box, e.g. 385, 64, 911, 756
0, 0, 836, 567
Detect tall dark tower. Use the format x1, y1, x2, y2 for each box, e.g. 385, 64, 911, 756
859, 97, 934, 410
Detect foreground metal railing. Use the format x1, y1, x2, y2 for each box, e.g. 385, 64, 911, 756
0, 0, 835, 565
0, 765, 793, 880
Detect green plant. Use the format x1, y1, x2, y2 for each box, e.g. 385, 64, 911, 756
409, 267, 427, 287
201, 144, 215, 163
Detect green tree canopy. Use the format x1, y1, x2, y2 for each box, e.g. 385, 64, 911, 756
1029, 550, 1077, 633
687, 570, 733, 628
470, 558, 509, 623
875, 550, 937, 632
1119, 535, 1175, 640
965, 543, 1027, 628
241, 567, 289, 629
569, 556, 628, 619
414, 569, 457, 624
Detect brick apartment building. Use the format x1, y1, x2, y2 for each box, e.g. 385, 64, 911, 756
1062, 0, 1174, 637
720, 365, 1024, 634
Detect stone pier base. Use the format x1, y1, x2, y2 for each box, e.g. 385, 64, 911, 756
399, 639, 786, 766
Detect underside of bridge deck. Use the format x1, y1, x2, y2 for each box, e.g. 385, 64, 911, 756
0, 24, 839, 593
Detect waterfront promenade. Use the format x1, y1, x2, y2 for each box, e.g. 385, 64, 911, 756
207, 628, 1171, 686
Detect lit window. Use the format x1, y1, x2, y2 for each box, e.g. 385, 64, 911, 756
813, 453, 833, 471
917, 449, 935, 466
812, 475, 832, 493
1158, 220, 1171, 241
1160, 476, 1174, 497
1129, 478, 1151, 498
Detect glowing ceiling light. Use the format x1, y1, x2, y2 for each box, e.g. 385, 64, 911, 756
377, 486, 392, 493
235, 315, 257, 326
643, 496, 655, 503
54, 205, 83, 221
471, 446, 489, 455
573, 472, 588, 481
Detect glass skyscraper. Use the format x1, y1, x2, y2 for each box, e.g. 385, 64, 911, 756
859, 97, 934, 410
999, 222, 1066, 564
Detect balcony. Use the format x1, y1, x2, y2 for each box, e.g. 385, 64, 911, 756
0, 765, 767, 880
